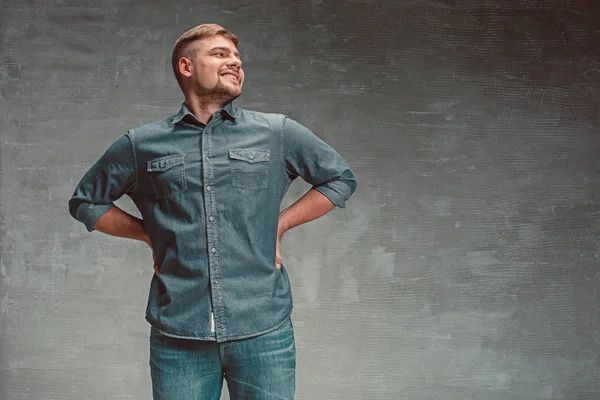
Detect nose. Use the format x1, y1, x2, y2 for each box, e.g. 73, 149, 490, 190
227, 57, 242, 69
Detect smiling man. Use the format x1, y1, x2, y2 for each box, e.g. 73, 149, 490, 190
68, 24, 357, 399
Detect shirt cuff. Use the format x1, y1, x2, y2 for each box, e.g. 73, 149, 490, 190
75, 203, 114, 232
313, 180, 353, 208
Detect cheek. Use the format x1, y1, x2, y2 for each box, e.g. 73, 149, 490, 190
198, 69, 218, 86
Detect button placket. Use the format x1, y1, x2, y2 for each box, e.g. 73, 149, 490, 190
202, 122, 225, 338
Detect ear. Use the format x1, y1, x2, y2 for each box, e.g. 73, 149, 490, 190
178, 57, 193, 79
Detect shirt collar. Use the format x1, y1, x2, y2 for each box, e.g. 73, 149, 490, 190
221, 101, 238, 120
171, 101, 238, 125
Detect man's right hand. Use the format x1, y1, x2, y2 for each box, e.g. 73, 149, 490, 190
92, 207, 160, 276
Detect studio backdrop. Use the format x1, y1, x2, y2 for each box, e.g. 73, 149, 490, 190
1, 0, 599, 399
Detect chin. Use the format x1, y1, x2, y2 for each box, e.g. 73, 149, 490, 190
225, 84, 242, 97
226, 81, 242, 92
228, 91, 242, 102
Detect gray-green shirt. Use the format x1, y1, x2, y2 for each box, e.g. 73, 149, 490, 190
69, 102, 357, 342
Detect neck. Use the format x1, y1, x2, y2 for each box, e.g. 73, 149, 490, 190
184, 95, 230, 125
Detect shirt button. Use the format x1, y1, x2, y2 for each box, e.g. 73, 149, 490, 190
206, 186, 212, 191
205, 156, 210, 162
249, 154, 254, 160
209, 216, 214, 222
213, 279, 218, 285
211, 247, 216, 253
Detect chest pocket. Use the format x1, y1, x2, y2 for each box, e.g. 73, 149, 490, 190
229, 149, 270, 190
147, 154, 187, 199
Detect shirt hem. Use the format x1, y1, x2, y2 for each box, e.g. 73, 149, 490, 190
220, 312, 292, 342
145, 309, 293, 343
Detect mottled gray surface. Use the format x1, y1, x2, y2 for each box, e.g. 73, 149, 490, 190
1, 0, 599, 399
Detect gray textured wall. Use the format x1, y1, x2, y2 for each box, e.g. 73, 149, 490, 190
1, 0, 599, 399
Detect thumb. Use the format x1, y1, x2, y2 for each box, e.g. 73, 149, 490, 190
275, 240, 282, 269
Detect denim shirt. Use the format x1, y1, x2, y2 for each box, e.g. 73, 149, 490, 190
68, 102, 357, 342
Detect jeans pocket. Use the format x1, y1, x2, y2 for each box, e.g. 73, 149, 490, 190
147, 154, 188, 199
229, 148, 270, 190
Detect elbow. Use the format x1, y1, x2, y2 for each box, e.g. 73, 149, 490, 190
343, 171, 357, 197
68, 198, 82, 220
68, 199, 114, 232
337, 167, 358, 198
314, 174, 356, 209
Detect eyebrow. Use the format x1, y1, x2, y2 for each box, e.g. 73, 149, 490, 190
209, 46, 242, 60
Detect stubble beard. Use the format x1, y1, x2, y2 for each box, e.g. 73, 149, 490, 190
194, 77, 241, 106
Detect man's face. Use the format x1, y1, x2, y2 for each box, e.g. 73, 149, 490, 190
185, 35, 244, 102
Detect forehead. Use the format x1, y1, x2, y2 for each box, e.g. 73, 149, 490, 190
194, 35, 239, 56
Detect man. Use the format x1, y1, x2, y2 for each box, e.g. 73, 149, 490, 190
69, 23, 357, 399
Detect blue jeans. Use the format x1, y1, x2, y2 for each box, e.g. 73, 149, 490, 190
149, 316, 296, 399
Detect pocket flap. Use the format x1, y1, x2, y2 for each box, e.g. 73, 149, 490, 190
228, 149, 271, 163
147, 154, 185, 172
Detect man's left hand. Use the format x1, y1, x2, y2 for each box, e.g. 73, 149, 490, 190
276, 218, 289, 270
275, 232, 282, 270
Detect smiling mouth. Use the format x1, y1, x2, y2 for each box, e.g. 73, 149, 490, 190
221, 73, 239, 82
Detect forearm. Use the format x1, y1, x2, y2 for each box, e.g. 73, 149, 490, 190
92, 206, 150, 245
278, 188, 336, 237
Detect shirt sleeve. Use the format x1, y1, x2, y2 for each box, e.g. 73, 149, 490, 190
68, 132, 137, 232
281, 116, 357, 208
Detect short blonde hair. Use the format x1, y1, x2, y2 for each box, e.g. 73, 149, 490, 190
171, 24, 239, 89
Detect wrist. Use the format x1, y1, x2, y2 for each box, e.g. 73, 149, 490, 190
277, 217, 289, 238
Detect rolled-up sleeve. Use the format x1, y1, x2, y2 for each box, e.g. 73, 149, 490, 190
68, 132, 137, 232
281, 116, 357, 208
